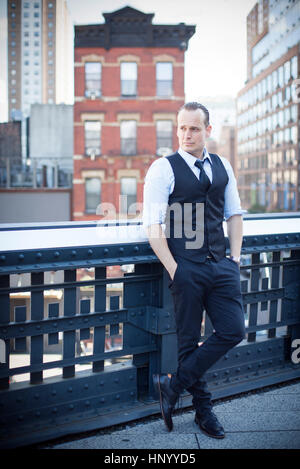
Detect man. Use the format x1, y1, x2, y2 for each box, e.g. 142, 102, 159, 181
142, 102, 245, 439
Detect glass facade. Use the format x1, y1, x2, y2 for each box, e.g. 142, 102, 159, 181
237, 52, 299, 211
252, 0, 300, 78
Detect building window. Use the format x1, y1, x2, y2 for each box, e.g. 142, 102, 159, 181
291, 56, 297, 80
120, 177, 137, 214
85, 178, 101, 214
84, 121, 101, 157
156, 120, 173, 156
85, 62, 101, 98
120, 120, 137, 155
156, 62, 173, 97
121, 62, 137, 96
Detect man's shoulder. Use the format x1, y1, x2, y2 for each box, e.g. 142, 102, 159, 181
209, 153, 232, 171
145, 154, 176, 181
148, 153, 178, 170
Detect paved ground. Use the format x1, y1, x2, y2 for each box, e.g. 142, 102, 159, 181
42, 380, 300, 450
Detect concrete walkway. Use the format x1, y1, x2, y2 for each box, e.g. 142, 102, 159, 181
44, 380, 300, 450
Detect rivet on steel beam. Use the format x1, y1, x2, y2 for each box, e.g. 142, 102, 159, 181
68, 387, 73, 392
71, 250, 77, 257
114, 378, 119, 383
103, 248, 109, 254
134, 246, 139, 252
85, 401, 90, 406
84, 384, 89, 389
36, 252, 42, 259
100, 398, 105, 403
130, 391, 135, 396
35, 411, 41, 417
224, 354, 229, 360
235, 352, 240, 357
0, 255, 6, 261
69, 404, 74, 410
88, 249, 93, 256
213, 373, 218, 378
119, 247, 124, 253
52, 408, 58, 413
18, 415, 24, 421
236, 368, 241, 373
18, 254, 24, 261
52, 390, 56, 396
99, 381, 104, 386
115, 394, 120, 400
34, 393, 39, 399
54, 251, 60, 258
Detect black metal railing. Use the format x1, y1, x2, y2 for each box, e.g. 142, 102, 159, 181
0, 213, 299, 448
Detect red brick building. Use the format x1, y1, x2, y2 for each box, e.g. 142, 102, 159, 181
72, 6, 195, 221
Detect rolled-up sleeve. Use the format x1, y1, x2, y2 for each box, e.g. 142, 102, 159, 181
221, 157, 246, 221
142, 158, 173, 229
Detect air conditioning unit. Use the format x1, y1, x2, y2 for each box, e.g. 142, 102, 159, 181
157, 147, 172, 157
87, 148, 97, 160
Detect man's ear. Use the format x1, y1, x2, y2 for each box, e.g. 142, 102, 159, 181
206, 124, 212, 138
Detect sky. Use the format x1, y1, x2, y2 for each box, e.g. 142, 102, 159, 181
66, 0, 258, 101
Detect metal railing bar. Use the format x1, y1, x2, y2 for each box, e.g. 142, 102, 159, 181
0, 272, 162, 295
1, 344, 157, 378
0, 309, 128, 339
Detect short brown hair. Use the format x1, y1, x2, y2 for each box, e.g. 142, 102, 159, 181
178, 102, 210, 127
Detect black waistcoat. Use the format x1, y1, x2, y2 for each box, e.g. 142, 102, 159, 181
165, 152, 229, 263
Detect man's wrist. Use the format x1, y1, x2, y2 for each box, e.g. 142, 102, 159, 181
230, 255, 240, 265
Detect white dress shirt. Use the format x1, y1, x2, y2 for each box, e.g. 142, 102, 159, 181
142, 147, 245, 228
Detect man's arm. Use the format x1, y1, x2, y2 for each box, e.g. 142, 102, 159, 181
146, 224, 177, 280
226, 214, 243, 260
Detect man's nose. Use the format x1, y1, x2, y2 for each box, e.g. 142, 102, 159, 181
184, 129, 192, 139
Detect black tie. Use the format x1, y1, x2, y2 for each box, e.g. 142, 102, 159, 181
194, 159, 211, 190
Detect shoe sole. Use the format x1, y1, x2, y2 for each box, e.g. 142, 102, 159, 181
153, 374, 173, 432
195, 417, 225, 440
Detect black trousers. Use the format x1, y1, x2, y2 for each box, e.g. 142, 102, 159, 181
168, 256, 246, 414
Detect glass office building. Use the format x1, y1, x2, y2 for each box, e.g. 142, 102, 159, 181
236, 0, 300, 212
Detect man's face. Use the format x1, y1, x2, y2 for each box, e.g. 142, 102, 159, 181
177, 109, 212, 158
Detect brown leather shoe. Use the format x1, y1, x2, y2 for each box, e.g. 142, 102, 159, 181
153, 374, 179, 432
195, 411, 225, 439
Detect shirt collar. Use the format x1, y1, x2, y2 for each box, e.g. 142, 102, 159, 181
178, 147, 212, 168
